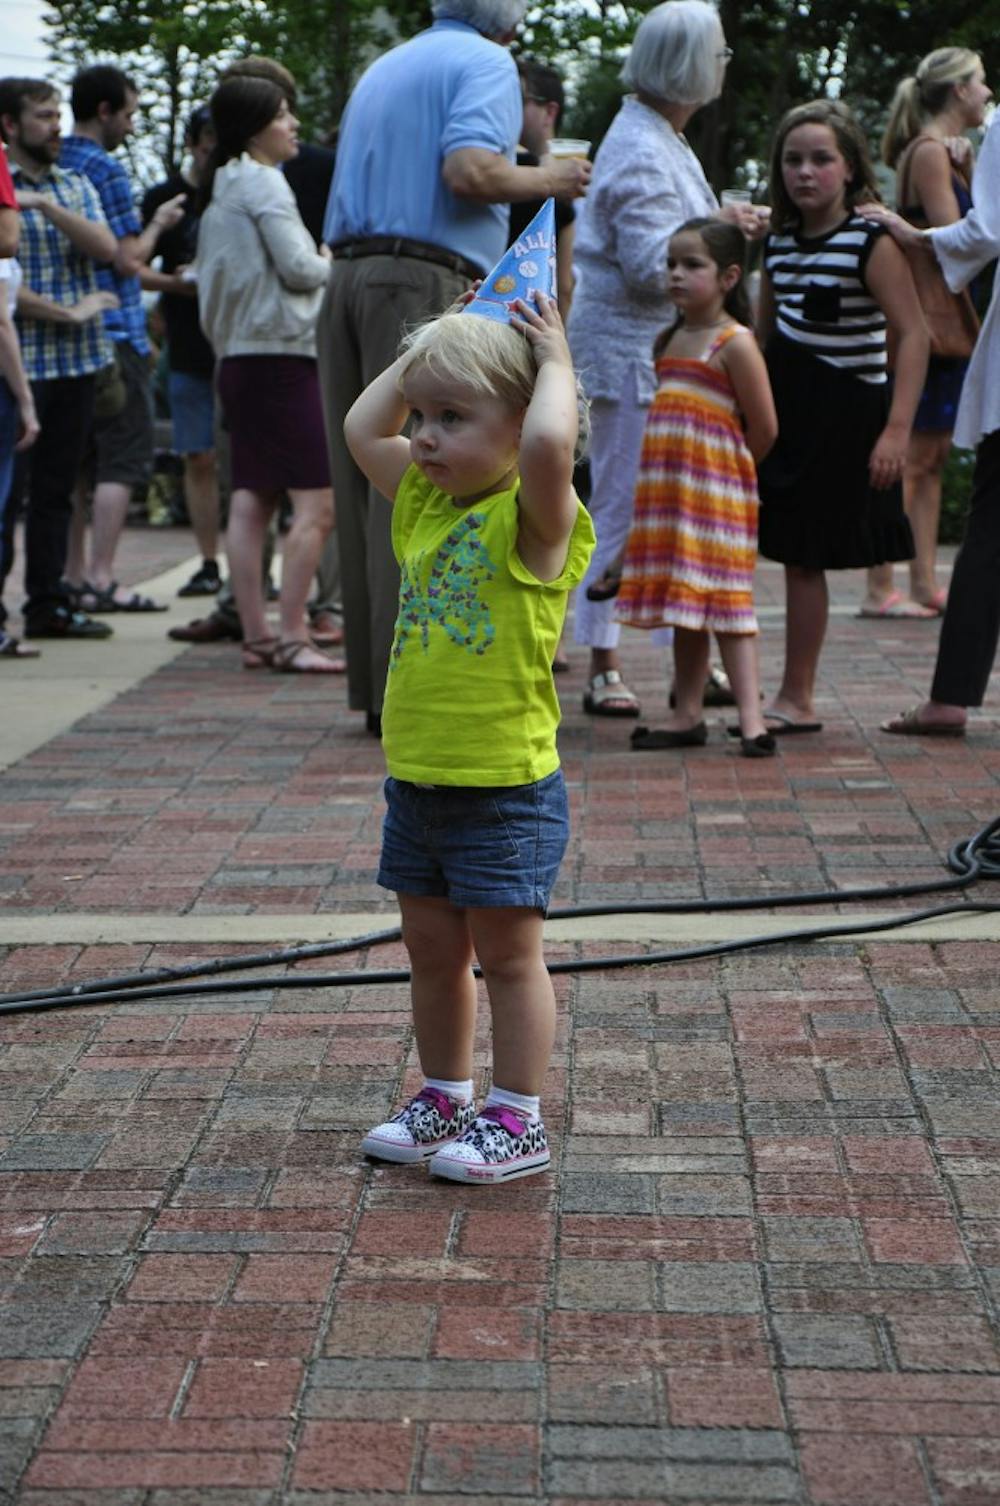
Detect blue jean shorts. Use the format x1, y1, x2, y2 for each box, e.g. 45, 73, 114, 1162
168, 370, 215, 455
377, 769, 569, 911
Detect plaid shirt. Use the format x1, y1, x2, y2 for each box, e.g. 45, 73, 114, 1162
10, 160, 113, 382
59, 135, 149, 356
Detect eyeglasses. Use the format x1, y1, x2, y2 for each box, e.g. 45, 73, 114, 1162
522, 94, 551, 105
717, 46, 734, 61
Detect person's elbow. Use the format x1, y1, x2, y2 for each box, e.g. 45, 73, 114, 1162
113, 239, 144, 276
750, 416, 778, 465
283, 259, 329, 293
92, 229, 120, 266
343, 403, 369, 467
442, 149, 500, 203
619, 253, 668, 297
0, 215, 18, 259
897, 317, 931, 367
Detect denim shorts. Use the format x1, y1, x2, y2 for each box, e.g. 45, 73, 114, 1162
168, 370, 216, 455
377, 769, 569, 911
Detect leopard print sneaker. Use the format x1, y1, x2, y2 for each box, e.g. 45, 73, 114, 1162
361, 1087, 477, 1164
428, 1105, 550, 1183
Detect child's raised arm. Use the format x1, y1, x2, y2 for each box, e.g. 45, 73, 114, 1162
343, 355, 413, 502
509, 293, 579, 581
865, 234, 930, 489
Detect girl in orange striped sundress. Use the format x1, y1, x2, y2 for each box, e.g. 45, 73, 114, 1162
615, 218, 779, 756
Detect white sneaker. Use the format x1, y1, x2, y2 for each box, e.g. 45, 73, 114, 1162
361, 1086, 477, 1164
428, 1106, 550, 1183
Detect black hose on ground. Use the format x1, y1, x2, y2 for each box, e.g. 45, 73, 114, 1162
1, 817, 998, 1019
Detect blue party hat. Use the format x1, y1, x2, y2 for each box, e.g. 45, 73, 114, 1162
462, 199, 556, 323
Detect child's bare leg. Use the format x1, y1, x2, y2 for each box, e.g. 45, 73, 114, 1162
716, 632, 766, 738
770, 565, 827, 723
860, 561, 895, 614
399, 895, 477, 1081
670, 627, 711, 727
467, 907, 555, 1097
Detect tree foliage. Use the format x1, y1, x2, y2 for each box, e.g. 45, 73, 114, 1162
524, 0, 1000, 192
42, 0, 1000, 189
42, 0, 427, 178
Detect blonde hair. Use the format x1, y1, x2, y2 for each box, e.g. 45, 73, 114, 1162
399, 313, 537, 411
881, 48, 980, 167
398, 311, 591, 455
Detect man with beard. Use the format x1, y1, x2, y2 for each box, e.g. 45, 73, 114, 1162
0, 76, 118, 640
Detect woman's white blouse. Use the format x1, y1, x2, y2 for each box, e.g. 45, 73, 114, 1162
930, 113, 1000, 450
568, 95, 718, 405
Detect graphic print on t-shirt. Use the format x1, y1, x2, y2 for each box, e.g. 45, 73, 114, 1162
391, 512, 498, 664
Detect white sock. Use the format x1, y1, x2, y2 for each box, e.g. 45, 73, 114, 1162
424, 1077, 474, 1106
486, 1085, 540, 1123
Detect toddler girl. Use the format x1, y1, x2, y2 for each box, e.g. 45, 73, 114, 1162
344, 291, 594, 1183
755, 100, 928, 733
614, 217, 778, 755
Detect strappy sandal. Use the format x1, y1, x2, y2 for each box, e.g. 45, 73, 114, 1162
241, 636, 280, 669
583, 669, 641, 717
0, 629, 40, 659
80, 579, 167, 613
271, 640, 346, 674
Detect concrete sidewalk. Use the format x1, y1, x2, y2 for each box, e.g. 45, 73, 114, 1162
1, 525, 999, 1505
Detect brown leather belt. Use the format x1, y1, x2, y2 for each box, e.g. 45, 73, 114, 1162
328, 235, 484, 282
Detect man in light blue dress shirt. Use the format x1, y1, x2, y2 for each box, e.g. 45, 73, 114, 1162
318, 0, 590, 736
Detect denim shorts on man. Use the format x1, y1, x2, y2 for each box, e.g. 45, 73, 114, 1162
377, 768, 569, 911
168, 369, 216, 455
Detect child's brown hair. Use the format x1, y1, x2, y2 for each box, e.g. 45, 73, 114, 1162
769, 99, 881, 232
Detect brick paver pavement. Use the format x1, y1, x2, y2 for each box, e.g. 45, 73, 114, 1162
2, 527, 1000, 1504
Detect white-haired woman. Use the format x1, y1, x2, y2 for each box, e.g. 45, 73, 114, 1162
860, 47, 992, 620
569, 0, 747, 717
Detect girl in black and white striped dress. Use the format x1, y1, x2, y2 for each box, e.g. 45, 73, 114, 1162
754, 101, 929, 734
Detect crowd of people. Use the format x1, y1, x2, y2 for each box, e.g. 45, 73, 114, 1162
1, 0, 999, 1179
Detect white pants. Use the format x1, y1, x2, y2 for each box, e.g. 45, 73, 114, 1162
574, 396, 673, 652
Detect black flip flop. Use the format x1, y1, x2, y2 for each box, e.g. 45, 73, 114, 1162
728, 711, 823, 737
630, 722, 707, 750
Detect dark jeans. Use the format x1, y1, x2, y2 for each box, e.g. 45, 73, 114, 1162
0, 373, 95, 627
930, 427, 1000, 708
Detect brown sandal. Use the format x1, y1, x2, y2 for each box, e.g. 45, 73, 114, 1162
271, 640, 346, 674
241, 636, 279, 669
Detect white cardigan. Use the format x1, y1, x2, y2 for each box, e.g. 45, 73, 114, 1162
931, 113, 1000, 451
568, 95, 718, 405
197, 154, 330, 361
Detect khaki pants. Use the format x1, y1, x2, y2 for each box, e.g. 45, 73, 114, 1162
317, 254, 468, 714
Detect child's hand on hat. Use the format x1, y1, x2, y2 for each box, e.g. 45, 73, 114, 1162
510, 292, 572, 368
444, 281, 481, 316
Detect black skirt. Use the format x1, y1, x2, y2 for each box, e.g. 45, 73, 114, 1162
757, 335, 914, 570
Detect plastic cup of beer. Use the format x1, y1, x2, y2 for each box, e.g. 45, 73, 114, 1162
548, 138, 591, 160
720, 189, 752, 208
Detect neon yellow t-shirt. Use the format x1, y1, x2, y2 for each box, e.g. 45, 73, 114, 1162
381, 464, 595, 786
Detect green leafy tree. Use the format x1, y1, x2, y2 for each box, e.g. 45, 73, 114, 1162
519, 0, 1000, 192
44, 0, 268, 179
42, 0, 427, 178
44, 0, 1000, 189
